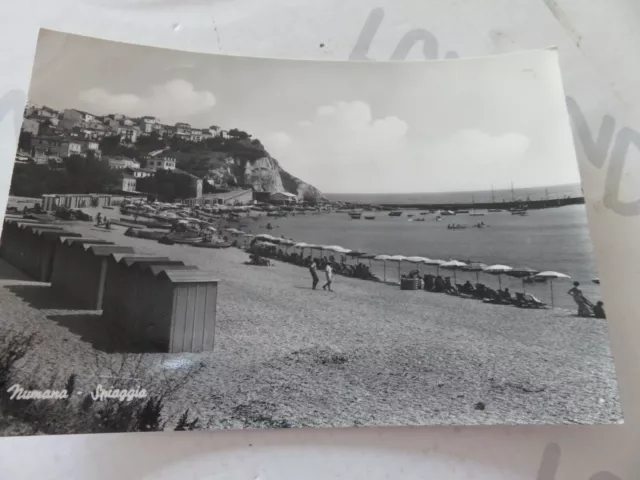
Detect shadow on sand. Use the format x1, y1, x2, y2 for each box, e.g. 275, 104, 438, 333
6, 284, 81, 310
47, 313, 164, 354
3, 281, 162, 354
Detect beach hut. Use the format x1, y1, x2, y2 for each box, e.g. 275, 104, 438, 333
505, 267, 540, 293
483, 264, 513, 290
107, 259, 218, 352
0, 222, 82, 281
440, 260, 467, 283
534, 271, 570, 308
50, 238, 135, 310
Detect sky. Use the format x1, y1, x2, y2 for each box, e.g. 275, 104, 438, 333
27, 29, 581, 194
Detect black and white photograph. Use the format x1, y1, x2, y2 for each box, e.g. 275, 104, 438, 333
0, 29, 621, 436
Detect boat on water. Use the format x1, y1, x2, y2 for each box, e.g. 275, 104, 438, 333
419, 212, 428, 215
447, 224, 467, 230
412, 218, 425, 222
349, 211, 362, 219
440, 210, 456, 216
469, 212, 485, 216
407, 214, 414, 217
511, 209, 529, 216
456, 209, 470, 214
488, 209, 503, 212
389, 211, 403, 217
364, 215, 375, 220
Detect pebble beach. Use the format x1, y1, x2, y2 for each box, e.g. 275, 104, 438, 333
0, 220, 623, 428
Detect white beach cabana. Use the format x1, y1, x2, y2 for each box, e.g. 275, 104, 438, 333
483, 264, 513, 289
534, 271, 571, 307
440, 259, 467, 283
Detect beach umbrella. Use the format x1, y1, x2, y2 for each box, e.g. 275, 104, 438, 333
374, 254, 393, 282
388, 255, 408, 281
360, 252, 377, 269
440, 259, 467, 283
483, 264, 513, 290
463, 262, 488, 283
505, 267, 540, 293
347, 250, 366, 263
423, 258, 445, 275
534, 271, 571, 308
406, 256, 430, 275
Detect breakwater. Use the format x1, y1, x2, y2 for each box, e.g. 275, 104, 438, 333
373, 196, 585, 211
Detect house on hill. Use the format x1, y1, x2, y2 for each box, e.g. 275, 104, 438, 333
270, 191, 298, 205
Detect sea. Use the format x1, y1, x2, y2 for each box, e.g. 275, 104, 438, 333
252, 184, 602, 311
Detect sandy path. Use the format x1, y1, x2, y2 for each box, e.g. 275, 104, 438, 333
0, 220, 622, 429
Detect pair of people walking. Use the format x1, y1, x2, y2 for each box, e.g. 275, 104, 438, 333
309, 261, 333, 291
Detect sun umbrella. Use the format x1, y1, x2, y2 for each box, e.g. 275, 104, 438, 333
534, 271, 570, 307
422, 258, 445, 275
347, 250, 366, 263
406, 256, 430, 275
483, 264, 513, 289
463, 262, 488, 283
505, 267, 540, 293
374, 254, 393, 282
387, 255, 408, 281
359, 252, 377, 269
440, 259, 467, 283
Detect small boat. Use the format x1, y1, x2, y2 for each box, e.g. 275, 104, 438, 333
412, 218, 425, 222
407, 214, 414, 217
364, 215, 375, 220
511, 209, 528, 216
469, 212, 485, 216
349, 211, 362, 219
419, 212, 428, 215
447, 224, 467, 230
440, 210, 456, 216
389, 211, 403, 217
488, 209, 503, 212
456, 209, 470, 214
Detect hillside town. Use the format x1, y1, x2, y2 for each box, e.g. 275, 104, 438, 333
14, 104, 311, 207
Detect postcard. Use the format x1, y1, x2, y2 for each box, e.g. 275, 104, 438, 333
0, 28, 621, 435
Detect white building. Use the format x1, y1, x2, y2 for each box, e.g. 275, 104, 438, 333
108, 157, 140, 170
270, 192, 299, 205
117, 127, 139, 144
121, 175, 137, 192
147, 156, 176, 171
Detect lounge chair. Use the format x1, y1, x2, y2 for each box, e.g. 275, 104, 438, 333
524, 293, 547, 308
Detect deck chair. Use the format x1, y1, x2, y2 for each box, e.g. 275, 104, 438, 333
523, 293, 547, 308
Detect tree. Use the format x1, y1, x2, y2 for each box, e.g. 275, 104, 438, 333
228, 128, 251, 140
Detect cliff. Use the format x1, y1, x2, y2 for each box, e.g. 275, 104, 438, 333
173, 147, 325, 201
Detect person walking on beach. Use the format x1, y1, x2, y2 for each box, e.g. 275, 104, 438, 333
567, 281, 593, 317
323, 264, 334, 292
309, 261, 319, 290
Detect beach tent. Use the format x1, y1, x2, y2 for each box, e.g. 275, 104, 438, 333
483, 264, 513, 289
534, 271, 570, 308
505, 267, 540, 293
405, 256, 430, 275
440, 259, 467, 283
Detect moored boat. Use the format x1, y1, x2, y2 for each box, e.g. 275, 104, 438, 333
389, 211, 403, 217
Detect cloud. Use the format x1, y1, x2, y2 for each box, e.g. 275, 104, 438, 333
262, 101, 409, 192
261, 101, 533, 194
78, 79, 215, 120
